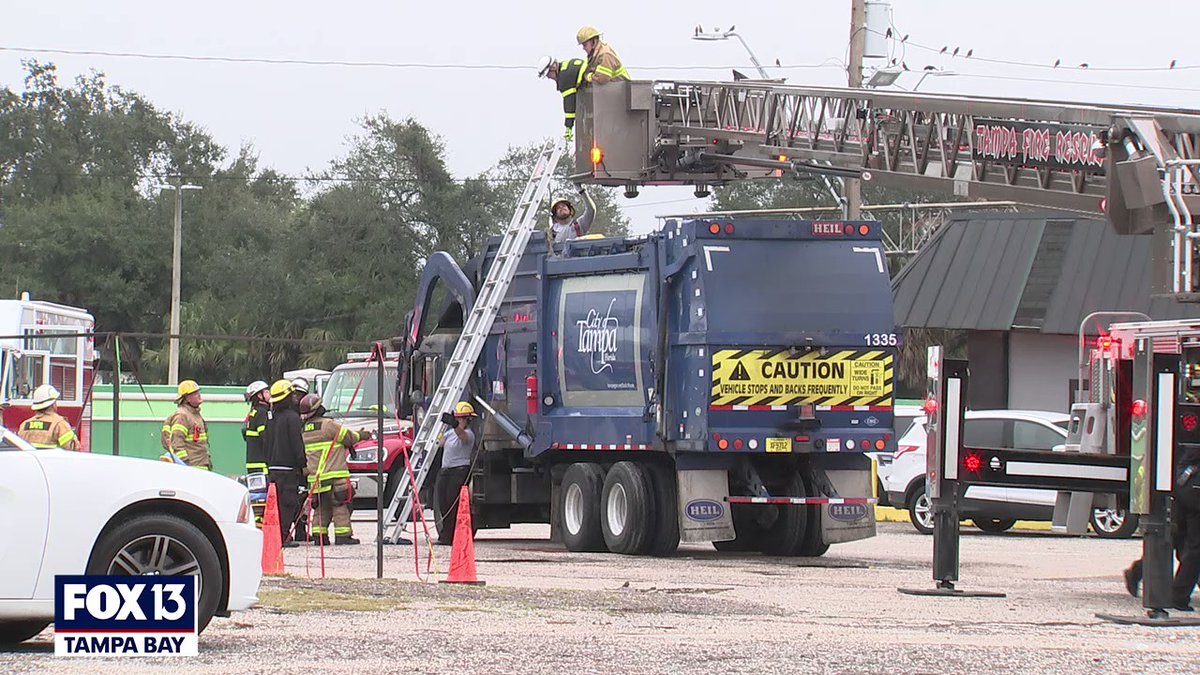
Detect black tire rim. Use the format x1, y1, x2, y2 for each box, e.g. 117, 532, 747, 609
106, 534, 203, 596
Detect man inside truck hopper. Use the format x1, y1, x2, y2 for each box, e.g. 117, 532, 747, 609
548, 185, 595, 245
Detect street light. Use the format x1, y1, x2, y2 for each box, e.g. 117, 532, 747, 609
159, 183, 202, 386
692, 27, 770, 80
911, 68, 958, 91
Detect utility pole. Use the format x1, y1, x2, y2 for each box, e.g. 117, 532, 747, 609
846, 0, 866, 220
169, 185, 183, 386
162, 183, 202, 386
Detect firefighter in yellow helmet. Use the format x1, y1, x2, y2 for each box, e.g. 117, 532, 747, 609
299, 394, 370, 545
160, 380, 211, 470
576, 26, 630, 86
17, 384, 80, 451
434, 401, 478, 546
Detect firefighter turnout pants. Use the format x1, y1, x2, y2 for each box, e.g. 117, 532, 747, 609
312, 479, 353, 540
269, 470, 302, 544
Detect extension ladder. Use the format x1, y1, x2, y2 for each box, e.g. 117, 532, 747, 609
381, 139, 561, 544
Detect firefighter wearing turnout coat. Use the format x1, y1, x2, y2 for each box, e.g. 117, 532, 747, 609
18, 385, 79, 451
160, 380, 211, 470
299, 394, 370, 545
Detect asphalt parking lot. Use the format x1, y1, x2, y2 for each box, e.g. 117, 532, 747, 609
7, 521, 1200, 674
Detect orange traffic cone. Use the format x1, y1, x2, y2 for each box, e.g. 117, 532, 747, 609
441, 485, 484, 585
261, 483, 285, 577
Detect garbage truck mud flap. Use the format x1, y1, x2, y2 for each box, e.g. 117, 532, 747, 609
676, 469, 736, 543
819, 467, 877, 545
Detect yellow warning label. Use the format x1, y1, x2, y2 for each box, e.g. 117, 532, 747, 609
711, 349, 893, 407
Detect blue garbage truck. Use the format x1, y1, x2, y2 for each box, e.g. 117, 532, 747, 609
398, 218, 896, 556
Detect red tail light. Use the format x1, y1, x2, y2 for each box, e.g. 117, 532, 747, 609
1183, 413, 1199, 433
1132, 399, 1148, 418
923, 397, 938, 415
963, 452, 983, 474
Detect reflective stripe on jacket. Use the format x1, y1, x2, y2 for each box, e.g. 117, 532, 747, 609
585, 43, 629, 85
302, 417, 360, 492
18, 412, 79, 451
557, 57, 587, 128
161, 404, 212, 470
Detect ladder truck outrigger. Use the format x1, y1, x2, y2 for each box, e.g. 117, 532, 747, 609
380, 78, 1200, 557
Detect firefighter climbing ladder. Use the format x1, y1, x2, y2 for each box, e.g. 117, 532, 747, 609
381, 139, 562, 544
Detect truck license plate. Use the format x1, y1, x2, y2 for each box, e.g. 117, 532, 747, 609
766, 438, 791, 453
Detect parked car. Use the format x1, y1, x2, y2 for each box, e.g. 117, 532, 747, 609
0, 429, 263, 644
867, 404, 923, 507
880, 410, 1138, 537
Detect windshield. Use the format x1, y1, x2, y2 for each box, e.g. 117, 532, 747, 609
322, 367, 398, 417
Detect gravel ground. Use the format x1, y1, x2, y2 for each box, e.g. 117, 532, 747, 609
6, 521, 1200, 674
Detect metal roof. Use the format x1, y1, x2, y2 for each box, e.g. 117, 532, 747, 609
892, 214, 1200, 335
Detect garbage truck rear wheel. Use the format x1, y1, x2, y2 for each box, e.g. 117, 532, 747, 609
560, 463, 606, 552
601, 461, 654, 555
643, 463, 680, 557
757, 472, 808, 556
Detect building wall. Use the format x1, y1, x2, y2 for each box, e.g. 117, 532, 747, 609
1007, 332, 1080, 413
966, 331, 1008, 410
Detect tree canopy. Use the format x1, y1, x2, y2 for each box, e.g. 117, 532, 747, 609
0, 61, 631, 384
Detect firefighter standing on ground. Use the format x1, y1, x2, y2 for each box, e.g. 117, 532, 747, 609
264, 379, 307, 546
537, 55, 587, 142
243, 380, 271, 476
17, 385, 79, 450
549, 186, 596, 245
435, 402, 477, 546
300, 393, 369, 545
161, 380, 211, 470
576, 26, 629, 85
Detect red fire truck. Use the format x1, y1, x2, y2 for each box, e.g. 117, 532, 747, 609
0, 295, 96, 450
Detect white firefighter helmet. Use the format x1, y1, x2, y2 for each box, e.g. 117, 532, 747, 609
244, 380, 269, 401
31, 384, 61, 411
536, 55, 556, 78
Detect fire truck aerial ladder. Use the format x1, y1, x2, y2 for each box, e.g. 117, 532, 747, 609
572, 80, 1200, 298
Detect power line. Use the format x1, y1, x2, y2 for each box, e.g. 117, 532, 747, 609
0, 45, 843, 73
865, 27, 1197, 73
946, 72, 1200, 94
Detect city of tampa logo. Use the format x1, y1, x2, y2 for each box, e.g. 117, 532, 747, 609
54, 575, 197, 656
576, 298, 620, 375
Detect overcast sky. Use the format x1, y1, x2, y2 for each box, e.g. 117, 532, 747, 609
2, 1, 1197, 234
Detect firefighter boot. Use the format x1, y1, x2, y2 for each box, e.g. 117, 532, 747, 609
312, 534, 331, 546
335, 534, 360, 545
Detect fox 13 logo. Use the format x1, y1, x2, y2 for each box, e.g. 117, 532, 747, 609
54, 575, 198, 656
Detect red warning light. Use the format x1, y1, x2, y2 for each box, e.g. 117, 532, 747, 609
844, 224, 855, 235
724, 223, 735, 235
1132, 399, 1149, 418
923, 397, 938, 415
963, 452, 983, 474
709, 223, 721, 234
858, 224, 870, 236
1184, 413, 1199, 433
1096, 336, 1114, 351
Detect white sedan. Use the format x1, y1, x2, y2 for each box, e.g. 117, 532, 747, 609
0, 429, 262, 644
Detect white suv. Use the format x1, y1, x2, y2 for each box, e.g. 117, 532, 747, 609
880, 410, 1137, 537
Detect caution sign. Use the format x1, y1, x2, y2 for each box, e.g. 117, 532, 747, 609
711, 349, 893, 407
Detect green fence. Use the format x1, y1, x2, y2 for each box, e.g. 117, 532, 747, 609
90, 384, 249, 477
